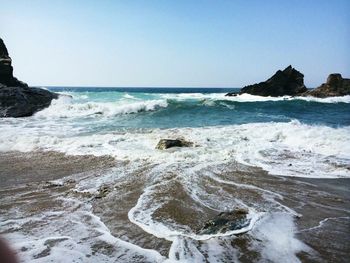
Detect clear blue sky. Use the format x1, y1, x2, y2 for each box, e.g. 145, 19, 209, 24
1, 0, 349, 87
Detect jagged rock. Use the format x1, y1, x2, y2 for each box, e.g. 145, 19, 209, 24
198, 208, 250, 235
226, 65, 307, 97
302, 73, 350, 98
155, 138, 193, 150
0, 38, 27, 87
0, 38, 58, 117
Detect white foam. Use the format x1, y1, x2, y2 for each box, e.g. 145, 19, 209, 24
1, 196, 165, 263
250, 213, 312, 263
300, 216, 350, 232
34, 96, 168, 118
0, 120, 349, 178
295, 95, 350, 103
122, 93, 138, 100
160, 92, 350, 103
2, 91, 347, 262
167, 237, 205, 262
129, 198, 262, 242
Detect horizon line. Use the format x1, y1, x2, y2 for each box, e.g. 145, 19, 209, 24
37, 85, 241, 89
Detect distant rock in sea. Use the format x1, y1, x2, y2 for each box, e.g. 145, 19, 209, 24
226, 65, 307, 97
302, 73, 350, 98
0, 38, 58, 117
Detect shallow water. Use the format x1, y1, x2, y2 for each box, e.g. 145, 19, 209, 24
0, 88, 349, 262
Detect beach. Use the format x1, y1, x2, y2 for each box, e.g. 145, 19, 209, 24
2, 1, 350, 261
0, 88, 349, 262
0, 150, 349, 262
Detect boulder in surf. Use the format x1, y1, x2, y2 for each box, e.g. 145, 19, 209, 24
198, 208, 250, 235
156, 138, 194, 150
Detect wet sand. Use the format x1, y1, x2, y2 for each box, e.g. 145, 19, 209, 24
0, 151, 115, 188
218, 170, 350, 262
0, 151, 349, 262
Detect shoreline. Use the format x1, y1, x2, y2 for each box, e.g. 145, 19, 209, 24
0, 150, 349, 262
0, 151, 115, 188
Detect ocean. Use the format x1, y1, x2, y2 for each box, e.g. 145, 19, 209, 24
0, 87, 349, 262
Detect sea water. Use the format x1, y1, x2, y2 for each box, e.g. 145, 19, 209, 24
0, 87, 349, 262
1, 87, 349, 177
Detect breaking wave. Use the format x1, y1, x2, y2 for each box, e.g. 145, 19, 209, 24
34, 96, 168, 118
1, 119, 349, 178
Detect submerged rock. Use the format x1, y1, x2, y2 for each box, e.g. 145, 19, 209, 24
198, 208, 250, 235
226, 65, 307, 97
0, 38, 58, 117
302, 73, 350, 98
156, 138, 193, 150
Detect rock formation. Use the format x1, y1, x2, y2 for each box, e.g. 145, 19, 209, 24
226, 65, 307, 97
0, 86, 59, 117
0, 38, 58, 117
198, 208, 250, 235
302, 73, 350, 98
156, 138, 193, 150
0, 38, 28, 87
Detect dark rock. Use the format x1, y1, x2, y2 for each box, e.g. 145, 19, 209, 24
0, 38, 58, 117
225, 92, 238, 97
302, 73, 350, 98
156, 138, 193, 150
0, 38, 27, 87
95, 185, 112, 199
227, 65, 307, 97
0, 86, 58, 117
198, 208, 250, 235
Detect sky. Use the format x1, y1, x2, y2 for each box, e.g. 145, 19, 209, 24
1, 0, 349, 87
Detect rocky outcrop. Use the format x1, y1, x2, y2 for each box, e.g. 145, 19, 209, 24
302, 74, 350, 98
0, 38, 58, 117
156, 139, 193, 150
0, 86, 58, 117
226, 65, 307, 97
198, 209, 250, 235
0, 38, 27, 87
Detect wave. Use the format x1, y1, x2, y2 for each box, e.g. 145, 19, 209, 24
293, 95, 350, 103
159, 93, 350, 103
32, 92, 350, 123
1, 120, 349, 178
122, 93, 138, 100
34, 96, 168, 118
3, 89, 348, 262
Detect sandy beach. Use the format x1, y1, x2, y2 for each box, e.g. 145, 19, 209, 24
1, 1, 350, 261
0, 151, 349, 262
0, 151, 115, 188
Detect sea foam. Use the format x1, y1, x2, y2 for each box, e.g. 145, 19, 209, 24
1, 118, 349, 178
34, 96, 168, 118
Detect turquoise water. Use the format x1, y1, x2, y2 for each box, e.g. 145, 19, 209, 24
2, 87, 349, 178
47, 87, 350, 130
